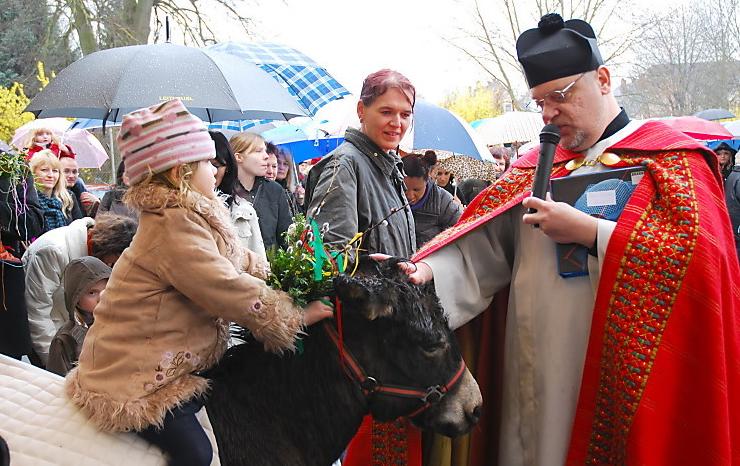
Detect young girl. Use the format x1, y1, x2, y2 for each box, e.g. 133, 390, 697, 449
66, 100, 332, 466
29, 150, 77, 232
230, 132, 291, 250
24, 128, 75, 159
210, 131, 266, 260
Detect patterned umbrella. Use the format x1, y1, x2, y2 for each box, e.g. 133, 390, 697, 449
205, 42, 350, 116
436, 154, 500, 182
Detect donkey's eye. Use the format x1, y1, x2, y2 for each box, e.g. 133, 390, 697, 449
421, 341, 446, 355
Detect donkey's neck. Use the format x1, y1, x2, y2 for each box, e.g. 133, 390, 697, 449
208, 325, 368, 466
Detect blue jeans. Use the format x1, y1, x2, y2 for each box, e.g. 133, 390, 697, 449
136, 397, 213, 466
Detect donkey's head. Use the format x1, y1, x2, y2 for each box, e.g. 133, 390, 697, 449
332, 257, 482, 437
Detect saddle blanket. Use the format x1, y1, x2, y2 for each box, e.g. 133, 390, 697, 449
0, 355, 220, 466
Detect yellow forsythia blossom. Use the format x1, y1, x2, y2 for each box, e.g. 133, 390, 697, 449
0, 83, 34, 144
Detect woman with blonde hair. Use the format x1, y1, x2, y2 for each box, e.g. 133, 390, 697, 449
29, 150, 80, 232
229, 132, 291, 250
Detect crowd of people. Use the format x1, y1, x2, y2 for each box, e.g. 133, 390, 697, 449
0, 11, 738, 466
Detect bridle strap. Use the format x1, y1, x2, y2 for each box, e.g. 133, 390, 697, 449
323, 320, 467, 418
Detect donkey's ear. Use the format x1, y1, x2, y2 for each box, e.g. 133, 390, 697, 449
333, 274, 394, 321
334, 274, 370, 302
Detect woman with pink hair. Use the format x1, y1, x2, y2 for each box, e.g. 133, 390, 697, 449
304, 69, 421, 466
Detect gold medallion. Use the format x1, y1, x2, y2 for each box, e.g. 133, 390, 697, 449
599, 152, 621, 166
565, 157, 585, 171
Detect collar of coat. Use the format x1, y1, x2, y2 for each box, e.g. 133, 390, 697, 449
126, 183, 243, 270
344, 128, 404, 178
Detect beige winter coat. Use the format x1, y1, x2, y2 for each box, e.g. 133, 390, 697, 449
66, 184, 303, 432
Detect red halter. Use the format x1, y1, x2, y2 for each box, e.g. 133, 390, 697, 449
323, 318, 467, 419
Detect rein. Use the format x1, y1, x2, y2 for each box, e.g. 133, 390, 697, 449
323, 314, 466, 419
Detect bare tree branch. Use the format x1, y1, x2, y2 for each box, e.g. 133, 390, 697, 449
448, 0, 650, 110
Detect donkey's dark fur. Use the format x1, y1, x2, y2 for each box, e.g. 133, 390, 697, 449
205, 258, 476, 466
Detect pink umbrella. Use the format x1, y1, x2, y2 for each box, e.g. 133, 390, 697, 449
58, 129, 109, 168
658, 116, 734, 140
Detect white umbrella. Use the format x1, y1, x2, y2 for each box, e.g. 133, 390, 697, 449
473, 111, 543, 145
723, 120, 740, 137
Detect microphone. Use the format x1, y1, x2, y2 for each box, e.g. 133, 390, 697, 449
528, 124, 561, 219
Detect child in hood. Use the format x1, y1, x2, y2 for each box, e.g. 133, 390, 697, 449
65, 99, 333, 466
47, 256, 111, 376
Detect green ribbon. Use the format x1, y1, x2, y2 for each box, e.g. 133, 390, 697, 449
309, 219, 327, 282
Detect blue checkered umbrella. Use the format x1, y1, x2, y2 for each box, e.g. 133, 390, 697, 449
208, 119, 277, 133
205, 42, 350, 116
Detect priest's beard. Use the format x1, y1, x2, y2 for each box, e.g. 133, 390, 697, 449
562, 129, 588, 151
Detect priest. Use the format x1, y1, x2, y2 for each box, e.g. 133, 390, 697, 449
406, 13, 740, 466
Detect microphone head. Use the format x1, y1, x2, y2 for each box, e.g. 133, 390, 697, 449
540, 124, 561, 145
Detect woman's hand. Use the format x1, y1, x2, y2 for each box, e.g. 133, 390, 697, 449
303, 298, 334, 326
369, 253, 434, 285
521, 193, 597, 247
294, 185, 305, 205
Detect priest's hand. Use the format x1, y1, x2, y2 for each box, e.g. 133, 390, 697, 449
522, 194, 597, 248
369, 253, 434, 285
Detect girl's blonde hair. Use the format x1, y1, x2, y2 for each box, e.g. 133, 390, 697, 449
24, 128, 63, 150
229, 132, 264, 160
123, 162, 199, 210
29, 150, 74, 217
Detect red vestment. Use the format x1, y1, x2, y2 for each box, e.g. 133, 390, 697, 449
415, 121, 740, 465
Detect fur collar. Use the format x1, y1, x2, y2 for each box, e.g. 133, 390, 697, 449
127, 184, 242, 269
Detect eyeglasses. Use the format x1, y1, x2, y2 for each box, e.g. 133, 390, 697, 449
531, 73, 586, 112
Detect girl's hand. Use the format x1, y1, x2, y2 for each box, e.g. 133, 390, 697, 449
521, 193, 597, 247
303, 298, 334, 326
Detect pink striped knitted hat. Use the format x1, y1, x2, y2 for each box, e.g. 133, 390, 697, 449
117, 99, 215, 185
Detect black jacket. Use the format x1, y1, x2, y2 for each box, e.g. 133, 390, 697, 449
0, 174, 44, 358
411, 182, 462, 247
725, 165, 740, 260
235, 177, 292, 250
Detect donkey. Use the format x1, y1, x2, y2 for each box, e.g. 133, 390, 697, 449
205, 258, 482, 466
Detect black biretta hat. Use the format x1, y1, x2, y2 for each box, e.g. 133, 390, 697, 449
516, 13, 604, 88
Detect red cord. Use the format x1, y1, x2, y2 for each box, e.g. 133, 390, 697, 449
334, 296, 345, 368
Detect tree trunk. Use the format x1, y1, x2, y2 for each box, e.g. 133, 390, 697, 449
67, 0, 97, 55
123, 0, 155, 45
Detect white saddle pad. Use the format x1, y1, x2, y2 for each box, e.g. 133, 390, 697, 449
0, 355, 220, 466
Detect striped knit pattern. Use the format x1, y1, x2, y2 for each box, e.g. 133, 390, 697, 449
117, 99, 215, 185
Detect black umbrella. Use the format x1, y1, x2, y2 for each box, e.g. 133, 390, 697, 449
26, 43, 307, 124
693, 108, 736, 121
